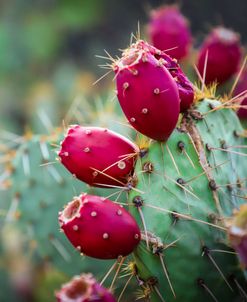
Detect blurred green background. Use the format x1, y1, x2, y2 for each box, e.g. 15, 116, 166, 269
0, 0, 247, 134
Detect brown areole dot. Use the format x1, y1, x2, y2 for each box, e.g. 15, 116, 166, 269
177, 141, 185, 151
143, 162, 154, 173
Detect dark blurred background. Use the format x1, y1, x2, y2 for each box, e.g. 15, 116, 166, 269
0, 0, 247, 133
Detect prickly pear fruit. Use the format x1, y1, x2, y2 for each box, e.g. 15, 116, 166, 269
59, 193, 141, 259
197, 27, 242, 85
59, 125, 138, 187
55, 273, 116, 302
135, 40, 194, 111
147, 5, 192, 60
228, 205, 247, 269
114, 44, 180, 141
233, 69, 247, 119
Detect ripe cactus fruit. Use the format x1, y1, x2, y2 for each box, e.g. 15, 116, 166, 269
114, 43, 180, 141
197, 27, 242, 85
59, 125, 138, 187
233, 69, 247, 119
228, 205, 247, 270
55, 273, 116, 302
59, 193, 141, 259
147, 5, 192, 60
134, 40, 194, 111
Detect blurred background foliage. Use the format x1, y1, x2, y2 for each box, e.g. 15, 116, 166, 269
0, 0, 247, 134
0, 1, 247, 301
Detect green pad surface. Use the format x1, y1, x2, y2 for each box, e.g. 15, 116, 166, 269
128, 99, 247, 301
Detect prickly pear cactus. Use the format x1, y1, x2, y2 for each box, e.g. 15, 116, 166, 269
127, 99, 247, 301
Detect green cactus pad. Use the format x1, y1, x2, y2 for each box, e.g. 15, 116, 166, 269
127, 99, 247, 301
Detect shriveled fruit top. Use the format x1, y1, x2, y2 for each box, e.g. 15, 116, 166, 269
55, 273, 116, 302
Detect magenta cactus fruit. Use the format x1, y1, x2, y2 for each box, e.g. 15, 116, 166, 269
135, 40, 194, 111
197, 27, 242, 85
233, 69, 247, 119
114, 42, 180, 141
55, 273, 116, 302
228, 205, 247, 269
147, 5, 192, 60
59, 193, 141, 259
59, 125, 138, 187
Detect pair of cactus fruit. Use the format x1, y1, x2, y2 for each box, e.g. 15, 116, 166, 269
55, 37, 247, 301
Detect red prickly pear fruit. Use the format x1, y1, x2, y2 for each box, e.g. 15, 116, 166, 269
197, 27, 242, 85
147, 5, 192, 60
114, 43, 180, 141
134, 40, 194, 111
55, 273, 116, 302
228, 205, 247, 269
233, 69, 247, 119
59, 193, 141, 259
59, 126, 138, 187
